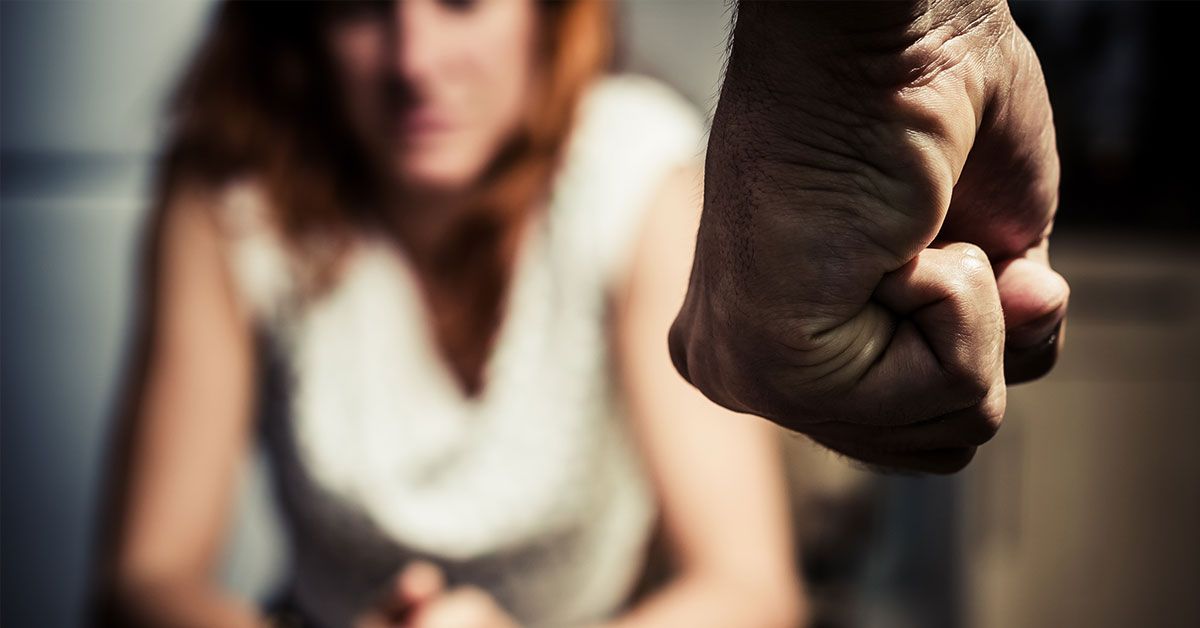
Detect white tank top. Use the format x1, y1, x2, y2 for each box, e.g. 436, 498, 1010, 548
215, 75, 706, 628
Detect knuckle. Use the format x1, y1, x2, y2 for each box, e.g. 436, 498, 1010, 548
954, 370, 993, 406
956, 247, 993, 285
958, 387, 1006, 445
667, 318, 693, 384
963, 408, 1003, 446
940, 251, 998, 308
952, 241, 988, 261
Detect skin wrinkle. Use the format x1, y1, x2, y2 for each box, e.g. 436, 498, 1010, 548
765, 304, 885, 374
721, 102, 939, 276
794, 307, 895, 389
888, 0, 1009, 90
755, 217, 878, 314
757, 202, 903, 314
768, 139, 915, 220
733, 1, 1008, 92
761, 236, 1000, 423
896, 3, 1006, 91
714, 81, 959, 287
737, 188, 929, 341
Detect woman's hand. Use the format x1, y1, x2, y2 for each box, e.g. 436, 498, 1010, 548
355, 562, 521, 628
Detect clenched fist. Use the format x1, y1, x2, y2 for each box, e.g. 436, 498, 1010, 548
670, 0, 1069, 473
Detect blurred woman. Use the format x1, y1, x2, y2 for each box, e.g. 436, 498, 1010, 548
92, 1, 804, 627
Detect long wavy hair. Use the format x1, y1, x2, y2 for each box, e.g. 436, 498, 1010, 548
155, 0, 612, 394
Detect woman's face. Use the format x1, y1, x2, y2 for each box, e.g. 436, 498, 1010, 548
326, 0, 539, 195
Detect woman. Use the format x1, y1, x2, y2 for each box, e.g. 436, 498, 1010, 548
93, 1, 805, 627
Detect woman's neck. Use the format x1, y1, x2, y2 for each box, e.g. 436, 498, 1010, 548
381, 186, 472, 263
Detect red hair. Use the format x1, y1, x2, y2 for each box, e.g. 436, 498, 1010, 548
154, 0, 613, 394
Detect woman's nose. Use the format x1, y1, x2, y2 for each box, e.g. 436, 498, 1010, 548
391, 0, 442, 86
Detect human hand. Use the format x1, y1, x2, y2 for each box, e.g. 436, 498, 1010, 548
669, 0, 1069, 473
355, 562, 520, 628
355, 561, 445, 628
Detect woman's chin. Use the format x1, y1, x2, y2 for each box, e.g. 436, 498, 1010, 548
393, 157, 483, 198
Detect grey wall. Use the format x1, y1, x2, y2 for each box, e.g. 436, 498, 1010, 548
1, 0, 210, 154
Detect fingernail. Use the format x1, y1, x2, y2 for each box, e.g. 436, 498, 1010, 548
1009, 317, 1063, 351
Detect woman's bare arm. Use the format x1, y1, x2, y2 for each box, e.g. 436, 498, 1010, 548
94, 183, 269, 628
606, 165, 808, 628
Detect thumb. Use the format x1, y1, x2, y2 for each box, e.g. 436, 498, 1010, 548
397, 561, 446, 608
995, 251, 1070, 383
371, 561, 445, 625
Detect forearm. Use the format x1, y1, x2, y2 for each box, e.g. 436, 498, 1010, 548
597, 571, 804, 628
98, 576, 270, 628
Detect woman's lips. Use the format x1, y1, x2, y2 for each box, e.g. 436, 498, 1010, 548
397, 109, 454, 140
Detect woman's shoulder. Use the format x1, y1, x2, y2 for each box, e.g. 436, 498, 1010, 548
156, 172, 282, 249
568, 74, 708, 162
580, 73, 701, 114
549, 75, 707, 284
169, 172, 296, 323
200, 173, 281, 243
557, 73, 707, 194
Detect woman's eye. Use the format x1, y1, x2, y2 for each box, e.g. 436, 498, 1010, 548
328, 0, 391, 23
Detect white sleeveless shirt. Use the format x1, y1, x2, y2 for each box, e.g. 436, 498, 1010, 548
216, 75, 706, 628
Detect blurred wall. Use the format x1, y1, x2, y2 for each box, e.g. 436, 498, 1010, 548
0, 0, 210, 154
962, 235, 1200, 628
2, 4, 215, 627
